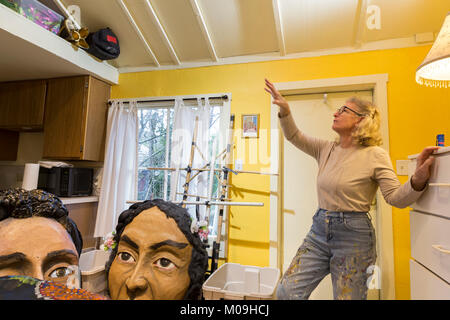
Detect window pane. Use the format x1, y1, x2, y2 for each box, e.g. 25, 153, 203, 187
137, 108, 169, 200
206, 106, 222, 236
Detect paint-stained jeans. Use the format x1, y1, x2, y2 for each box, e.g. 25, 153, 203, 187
276, 208, 377, 300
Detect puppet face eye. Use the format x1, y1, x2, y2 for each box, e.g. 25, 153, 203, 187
118, 252, 136, 264
154, 258, 176, 271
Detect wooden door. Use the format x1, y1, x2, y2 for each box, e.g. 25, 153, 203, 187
0, 80, 46, 129
43, 76, 89, 159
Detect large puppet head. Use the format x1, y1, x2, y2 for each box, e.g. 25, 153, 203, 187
0, 188, 83, 285
105, 199, 208, 300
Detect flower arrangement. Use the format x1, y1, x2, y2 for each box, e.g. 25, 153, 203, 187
190, 218, 209, 242
100, 231, 117, 252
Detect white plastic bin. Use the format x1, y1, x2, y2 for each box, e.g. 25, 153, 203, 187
202, 263, 280, 300
79, 249, 111, 295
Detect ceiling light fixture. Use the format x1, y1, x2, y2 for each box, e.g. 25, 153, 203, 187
416, 12, 450, 88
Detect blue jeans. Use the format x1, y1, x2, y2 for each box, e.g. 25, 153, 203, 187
276, 208, 377, 300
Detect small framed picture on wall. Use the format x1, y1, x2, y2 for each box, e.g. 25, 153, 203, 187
242, 114, 259, 138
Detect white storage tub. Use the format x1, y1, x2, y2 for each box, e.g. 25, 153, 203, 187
202, 263, 280, 300
79, 249, 111, 295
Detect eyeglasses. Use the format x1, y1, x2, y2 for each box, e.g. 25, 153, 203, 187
336, 105, 365, 117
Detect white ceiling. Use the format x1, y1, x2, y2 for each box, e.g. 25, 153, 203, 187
53, 0, 450, 72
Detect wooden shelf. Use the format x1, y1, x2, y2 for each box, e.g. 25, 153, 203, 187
0, 5, 118, 84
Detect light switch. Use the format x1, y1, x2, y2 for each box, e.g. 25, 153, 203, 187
396, 160, 410, 176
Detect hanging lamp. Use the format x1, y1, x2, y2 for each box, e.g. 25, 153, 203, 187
416, 12, 450, 88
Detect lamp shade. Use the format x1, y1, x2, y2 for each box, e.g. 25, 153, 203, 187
416, 12, 450, 88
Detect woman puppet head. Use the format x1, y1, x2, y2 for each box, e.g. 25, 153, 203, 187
105, 199, 208, 300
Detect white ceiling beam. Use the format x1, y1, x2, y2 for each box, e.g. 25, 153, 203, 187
352, 0, 368, 48
272, 0, 286, 56
116, 0, 160, 67
189, 0, 218, 62
144, 0, 180, 65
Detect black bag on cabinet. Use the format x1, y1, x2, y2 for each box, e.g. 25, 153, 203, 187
85, 27, 120, 60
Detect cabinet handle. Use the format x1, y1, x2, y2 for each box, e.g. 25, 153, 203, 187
428, 183, 450, 187
432, 244, 450, 254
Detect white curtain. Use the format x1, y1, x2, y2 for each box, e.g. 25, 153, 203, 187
94, 100, 138, 238
170, 98, 211, 222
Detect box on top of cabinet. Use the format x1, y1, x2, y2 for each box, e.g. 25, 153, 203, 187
12, 0, 64, 34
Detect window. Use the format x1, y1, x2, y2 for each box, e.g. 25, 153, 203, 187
136, 99, 226, 242
137, 107, 173, 201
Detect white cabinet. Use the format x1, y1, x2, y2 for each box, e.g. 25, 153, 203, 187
409, 147, 450, 300
409, 148, 450, 218
410, 211, 450, 282
410, 260, 450, 300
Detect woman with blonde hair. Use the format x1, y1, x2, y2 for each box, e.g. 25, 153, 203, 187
264, 79, 438, 300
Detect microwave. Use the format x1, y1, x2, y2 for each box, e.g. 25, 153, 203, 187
38, 167, 93, 197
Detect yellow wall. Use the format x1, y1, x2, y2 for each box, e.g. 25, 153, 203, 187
112, 45, 450, 299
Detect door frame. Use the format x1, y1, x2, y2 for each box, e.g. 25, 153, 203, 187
269, 74, 395, 300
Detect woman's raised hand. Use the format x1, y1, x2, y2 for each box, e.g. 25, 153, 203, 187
264, 78, 290, 116
411, 146, 441, 191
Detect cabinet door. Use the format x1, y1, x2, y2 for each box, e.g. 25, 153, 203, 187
43, 76, 89, 159
82, 77, 110, 161
0, 129, 19, 161
0, 80, 46, 129
410, 151, 450, 218
410, 210, 450, 282
410, 259, 450, 300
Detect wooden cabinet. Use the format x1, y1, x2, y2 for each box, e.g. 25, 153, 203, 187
408, 147, 450, 299
0, 129, 19, 161
0, 80, 46, 130
43, 76, 111, 161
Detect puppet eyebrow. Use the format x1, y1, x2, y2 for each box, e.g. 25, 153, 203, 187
44, 249, 78, 261
42, 250, 79, 273
149, 240, 188, 250
0, 252, 28, 267
120, 235, 139, 250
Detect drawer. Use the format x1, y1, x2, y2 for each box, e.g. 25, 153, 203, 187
409, 150, 450, 218
410, 259, 450, 300
410, 210, 450, 282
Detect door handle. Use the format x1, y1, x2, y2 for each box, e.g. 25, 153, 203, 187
432, 244, 450, 254
428, 183, 450, 187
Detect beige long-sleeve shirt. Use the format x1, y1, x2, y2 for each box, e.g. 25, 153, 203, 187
279, 112, 424, 212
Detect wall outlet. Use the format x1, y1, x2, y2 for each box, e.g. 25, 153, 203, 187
396, 160, 410, 176
235, 159, 243, 171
